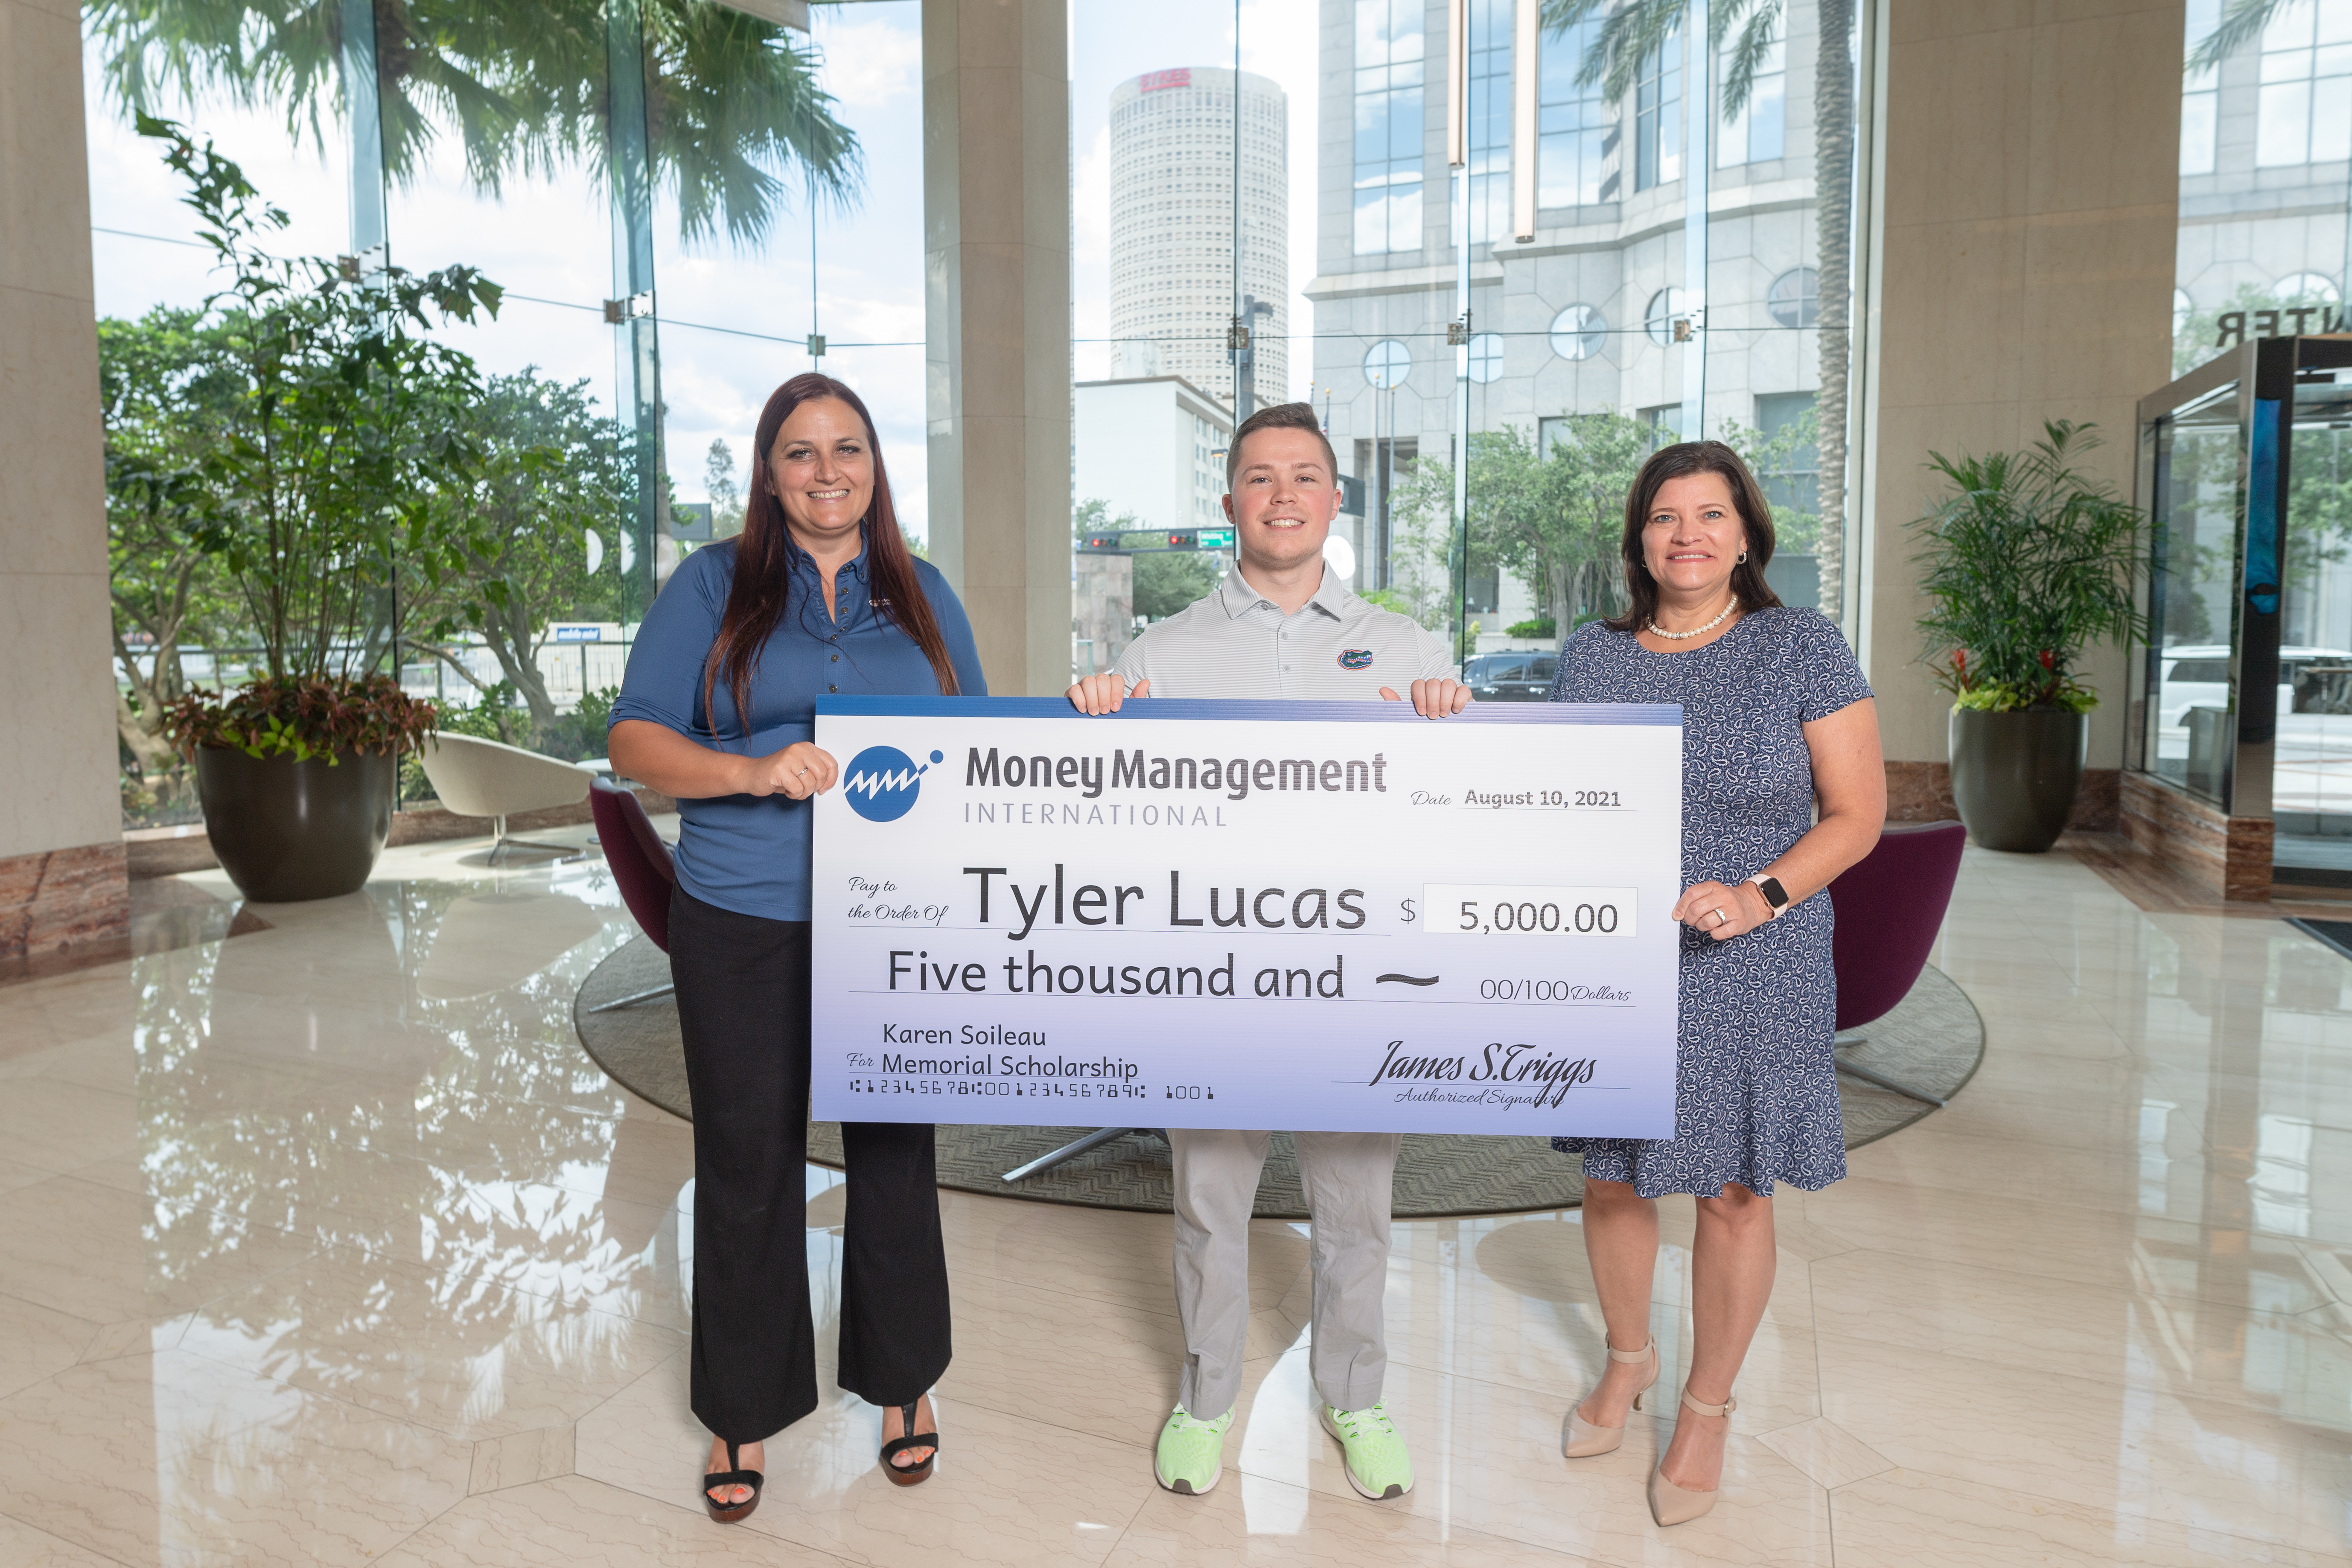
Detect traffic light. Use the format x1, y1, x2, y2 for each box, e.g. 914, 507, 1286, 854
1076, 529, 1235, 555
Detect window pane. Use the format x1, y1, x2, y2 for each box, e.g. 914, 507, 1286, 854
1349, 0, 1425, 255
2262, 46, 2314, 82
1749, 76, 1786, 162
2315, 70, 2352, 162
1356, 94, 1393, 169
1466, 0, 1513, 244
1636, 32, 1683, 190
1354, 186, 1388, 253
1718, 23, 1786, 168
2263, 3, 2316, 49
2258, 80, 2312, 165
2145, 396, 2246, 801
2181, 88, 2218, 175
1539, 14, 1616, 207
1391, 85, 1425, 161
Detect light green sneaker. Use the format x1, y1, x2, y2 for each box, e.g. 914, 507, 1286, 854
1321, 1402, 1414, 1500
1154, 1405, 1234, 1495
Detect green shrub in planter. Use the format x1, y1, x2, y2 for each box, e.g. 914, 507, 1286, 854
1911, 420, 2150, 852
137, 117, 495, 898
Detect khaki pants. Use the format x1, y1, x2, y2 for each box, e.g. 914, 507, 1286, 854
1169, 1128, 1400, 1418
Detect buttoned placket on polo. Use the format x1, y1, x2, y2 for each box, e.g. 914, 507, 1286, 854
789, 534, 869, 696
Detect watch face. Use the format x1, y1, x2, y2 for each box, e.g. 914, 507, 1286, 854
1757, 876, 1789, 908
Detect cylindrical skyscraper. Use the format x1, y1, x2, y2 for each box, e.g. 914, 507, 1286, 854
1108, 66, 1287, 411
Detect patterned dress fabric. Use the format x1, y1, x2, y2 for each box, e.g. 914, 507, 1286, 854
1548, 608, 1874, 1198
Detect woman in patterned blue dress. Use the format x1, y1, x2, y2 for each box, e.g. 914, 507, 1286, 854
1547, 441, 1884, 1527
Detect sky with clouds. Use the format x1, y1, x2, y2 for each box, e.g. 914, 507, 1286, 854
83, 1, 1323, 544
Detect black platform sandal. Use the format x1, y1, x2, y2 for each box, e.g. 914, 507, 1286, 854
880, 1399, 938, 1487
703, 1440, 763, 1523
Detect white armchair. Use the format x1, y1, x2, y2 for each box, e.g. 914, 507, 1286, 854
418, 732, 598, 861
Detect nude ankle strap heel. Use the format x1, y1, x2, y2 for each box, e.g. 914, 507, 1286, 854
1560, 1337, 1660, 1458
1647, 1387, 1736, 1527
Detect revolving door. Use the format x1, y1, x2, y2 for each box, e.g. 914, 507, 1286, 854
2135, 334, 2352, 890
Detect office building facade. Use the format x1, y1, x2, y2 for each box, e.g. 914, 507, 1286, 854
1312, 0, 1831, 632
1073, 374, 1236, 533
1109, 65, 1288, 409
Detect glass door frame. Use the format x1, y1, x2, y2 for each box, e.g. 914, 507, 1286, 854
2133, 335, 2352, 825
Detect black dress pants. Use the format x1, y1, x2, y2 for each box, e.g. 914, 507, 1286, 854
668, 886, 953, 1443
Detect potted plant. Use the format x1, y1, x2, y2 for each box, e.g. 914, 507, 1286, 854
163, 676, 437, 901
1911, 420, 2151, 853
140, 117, 498, 900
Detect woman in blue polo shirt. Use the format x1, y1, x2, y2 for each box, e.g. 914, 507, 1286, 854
609, 373, 985, 1523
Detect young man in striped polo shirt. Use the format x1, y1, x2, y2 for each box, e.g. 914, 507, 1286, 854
1066, 400, 1470, 1502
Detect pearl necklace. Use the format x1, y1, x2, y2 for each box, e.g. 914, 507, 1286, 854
1646, 597, 1740, 641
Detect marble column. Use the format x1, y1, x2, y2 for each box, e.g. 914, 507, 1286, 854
923, 0, 1072, 697
1859, 0, 2184, 819
0, 0, 129, 957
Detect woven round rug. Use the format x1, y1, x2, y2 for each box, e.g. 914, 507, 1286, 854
573, 937, 1983, 1218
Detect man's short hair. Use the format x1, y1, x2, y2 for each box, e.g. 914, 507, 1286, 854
1225, 402, 1340, 495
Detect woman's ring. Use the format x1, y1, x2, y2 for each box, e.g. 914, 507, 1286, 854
1711, 908, 1727, 927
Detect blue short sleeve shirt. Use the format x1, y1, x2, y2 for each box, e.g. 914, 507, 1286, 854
609, 533, 987, 921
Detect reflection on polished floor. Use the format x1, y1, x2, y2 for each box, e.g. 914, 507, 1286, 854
0, 828, 2348, 1566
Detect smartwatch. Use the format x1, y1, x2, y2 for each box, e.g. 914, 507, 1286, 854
1747, 874, 1790, 918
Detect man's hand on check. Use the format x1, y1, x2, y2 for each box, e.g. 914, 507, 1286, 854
1067, 674, 1148, 714
1380, 679, 1472, 718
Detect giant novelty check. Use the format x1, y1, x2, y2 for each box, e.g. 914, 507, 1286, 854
808, 697, 1682, 1137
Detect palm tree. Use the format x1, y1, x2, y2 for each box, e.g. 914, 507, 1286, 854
85, 0, 860, 248
1541, 0, 1857, 627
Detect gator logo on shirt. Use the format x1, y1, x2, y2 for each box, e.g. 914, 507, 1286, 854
843, 746, 943, 822
1337, 648, 1375, 670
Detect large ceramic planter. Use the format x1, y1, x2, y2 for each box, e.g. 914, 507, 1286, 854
195, 745, 396, 902
1948, 707, 2089, 854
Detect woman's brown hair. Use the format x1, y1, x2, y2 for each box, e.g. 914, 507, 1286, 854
705, 374, 959, 734
1606, 439, 1786, 633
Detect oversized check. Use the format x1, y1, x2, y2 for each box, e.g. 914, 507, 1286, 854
808, 697, 1682, 1136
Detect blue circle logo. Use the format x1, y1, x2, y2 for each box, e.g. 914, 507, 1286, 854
843, 746, 941, 822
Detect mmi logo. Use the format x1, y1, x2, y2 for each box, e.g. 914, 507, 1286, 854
843, 746, 942, 822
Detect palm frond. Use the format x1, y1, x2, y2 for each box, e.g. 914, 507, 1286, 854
1537, 0, 1616, 46
2187, 0, 2289, 74
85, 0, 861, 251
1718, 2, 1781, 118
1538, 0, 1689, 97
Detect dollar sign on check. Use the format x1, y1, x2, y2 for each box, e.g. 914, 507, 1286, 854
1400, 898, 1417, 924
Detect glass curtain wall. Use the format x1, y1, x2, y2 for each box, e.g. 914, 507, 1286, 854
2149, 2, 2352, 891
86, 0, 918, 825
2173, 0, 2352, 376
651, 2, 926, 583
1070, 0, 1863, 691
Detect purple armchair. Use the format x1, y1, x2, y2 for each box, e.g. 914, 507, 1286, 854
588, 776, 677, 1012
1824, 820, 1967, 1106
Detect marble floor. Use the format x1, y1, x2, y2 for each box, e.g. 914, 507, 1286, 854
0, 828, 2348, 1566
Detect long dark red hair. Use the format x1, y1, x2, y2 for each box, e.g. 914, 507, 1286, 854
705, 374, 959, 734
